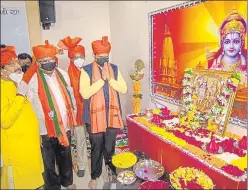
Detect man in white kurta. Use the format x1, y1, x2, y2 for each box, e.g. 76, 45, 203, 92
26, 41, 77, 190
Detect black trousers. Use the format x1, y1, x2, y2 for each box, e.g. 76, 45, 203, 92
86, 123, 117, 180
41, 131, 73, 190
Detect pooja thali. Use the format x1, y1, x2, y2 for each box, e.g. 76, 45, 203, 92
133, 160, 164, 181
117, 170, 136, 185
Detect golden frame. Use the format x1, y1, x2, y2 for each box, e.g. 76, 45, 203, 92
181, 69, 237, 137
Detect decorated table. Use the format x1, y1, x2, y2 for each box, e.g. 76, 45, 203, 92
126, 113, 247, 189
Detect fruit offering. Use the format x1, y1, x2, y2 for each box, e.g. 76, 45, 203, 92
170, 167, 214, 189
117, 170, 136, 185
112, 152, 137, 168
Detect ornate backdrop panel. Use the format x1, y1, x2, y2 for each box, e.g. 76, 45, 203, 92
149, 0, 247, 127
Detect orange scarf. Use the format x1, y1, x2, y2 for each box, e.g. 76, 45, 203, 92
37, 68, 77, 146
68, 62, 84, 125
90, 62, 123, 133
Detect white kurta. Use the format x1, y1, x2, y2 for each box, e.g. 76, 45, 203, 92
27, 68, 77, 135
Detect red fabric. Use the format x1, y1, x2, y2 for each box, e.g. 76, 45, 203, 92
57, 36, 85, 59
0, 46, 17, 66
68, 62, 84, 125
33, 40, 59, 59
127, 116, 247, 189
22, 62, 37, 83
91, 36, 111, 55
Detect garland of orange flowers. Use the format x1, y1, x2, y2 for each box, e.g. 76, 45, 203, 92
133, 116, 228, 169
132, 81, 142, 114
184, 145, 227, 168
134, 117, 187, 147
133, 115, 248, 176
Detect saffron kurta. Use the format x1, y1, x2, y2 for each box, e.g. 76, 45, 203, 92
1, 79, 44, 189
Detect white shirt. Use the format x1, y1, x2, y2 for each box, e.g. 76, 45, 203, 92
27, 68, 77, 135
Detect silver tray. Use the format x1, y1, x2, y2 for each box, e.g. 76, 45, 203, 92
133, 160, 164, 181
117, 170, 136, 185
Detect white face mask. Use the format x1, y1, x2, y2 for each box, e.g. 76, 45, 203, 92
9, 72, 24, 85
73, 58, 85, 68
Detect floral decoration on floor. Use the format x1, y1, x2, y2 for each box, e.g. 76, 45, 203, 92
112, 152, 137, 169
169, 167, 214, 189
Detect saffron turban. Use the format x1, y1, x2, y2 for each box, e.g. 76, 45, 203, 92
0, 46, 17, 66
91, 36, 111, 55
32, 40, 59, 59
23, 41, 59, 84
57, 36, 85, 59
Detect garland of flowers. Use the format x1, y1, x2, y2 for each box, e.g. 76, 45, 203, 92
133, 115, 247, 178
133, 117, 226, 169
133, 117, 187, 147
184, 144, 227, 169
170, 167, 214, 189
133, 94, 143, 99
180, 68, 242, 131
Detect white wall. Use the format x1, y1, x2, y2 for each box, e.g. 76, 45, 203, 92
1, 1, 31, 54
109, 1, 186, 120
1, 1, 25, 8
41, 1, 111, 70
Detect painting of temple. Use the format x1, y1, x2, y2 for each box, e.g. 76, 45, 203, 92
149, 0, 247, 126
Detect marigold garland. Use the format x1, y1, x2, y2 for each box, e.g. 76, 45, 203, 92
170, 167, 214, 189
133, 116, 247, 178
133, 117, 187, 147
180, 68, 242, 131
184, 145, 227, 169
134, 116, 227, 168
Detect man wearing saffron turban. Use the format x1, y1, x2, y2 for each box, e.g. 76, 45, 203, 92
0, 46, 44, 189
57, 36, 88, 178
26, 40, 77, 189
80, 36, 127, 189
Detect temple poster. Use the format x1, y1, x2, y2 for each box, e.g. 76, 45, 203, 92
149, 0, 247, 127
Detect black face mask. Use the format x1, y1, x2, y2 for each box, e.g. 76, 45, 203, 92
41, 62, 57, 71
21, 65, 30, 73
96, 57, 109, 67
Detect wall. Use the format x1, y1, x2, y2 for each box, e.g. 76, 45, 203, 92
109, 1, 246, 135
1, 1, 25, 8
25, 1, 42, 48
1, 1, 31, 54
109, 1, 186, 120
41, 1, 111, 70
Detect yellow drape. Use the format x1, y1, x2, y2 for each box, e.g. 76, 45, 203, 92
1, 79, 44, 189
